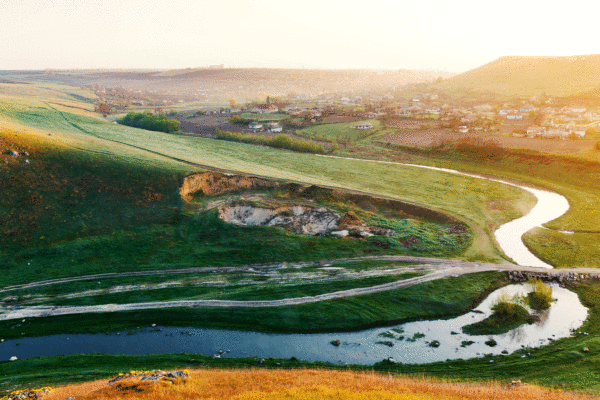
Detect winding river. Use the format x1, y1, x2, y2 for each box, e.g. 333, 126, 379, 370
319, 156, 571, 268
0, 283, 587, 364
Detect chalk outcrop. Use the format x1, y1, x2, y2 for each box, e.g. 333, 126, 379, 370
219, 205, 395, 237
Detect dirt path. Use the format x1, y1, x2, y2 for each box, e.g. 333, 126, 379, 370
2, 256, 599, 322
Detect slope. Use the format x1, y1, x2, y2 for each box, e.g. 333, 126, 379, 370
435, 55, 600, 97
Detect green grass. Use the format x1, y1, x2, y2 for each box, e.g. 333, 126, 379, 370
299, 119, 392, 143
22, 272, 424, 307
0, 271, 503, 339
523, 228, 600, 269
462, 301, 530, 335
8, 278, 600, 395
0, 89, 537, 270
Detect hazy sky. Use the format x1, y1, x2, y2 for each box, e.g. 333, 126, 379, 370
1, 0, 598, 72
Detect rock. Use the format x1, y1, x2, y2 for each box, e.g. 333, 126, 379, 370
331, 230, 349, 237
9, 150, 18, 157
330, 339, 341, 347
10, 356, 18, 361
24, 160, 30, 164
387, 357, 396, 363
583, 347, 589, 352
151, 324, 156, 327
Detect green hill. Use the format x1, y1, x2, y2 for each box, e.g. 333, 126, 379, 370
435, 55, 600, 97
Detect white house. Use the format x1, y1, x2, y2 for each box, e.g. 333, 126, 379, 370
356, 122, 373, 130
249, 121, 263, 130
267, 122, 282, 133
507, 113, 523, 120
526, 126, 546, 138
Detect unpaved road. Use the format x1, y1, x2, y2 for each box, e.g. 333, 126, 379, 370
2, 255, 599, 322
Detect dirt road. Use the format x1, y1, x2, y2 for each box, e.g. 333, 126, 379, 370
2, 256, 598, 322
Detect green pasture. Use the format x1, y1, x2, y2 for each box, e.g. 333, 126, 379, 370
0, 90, 535, 266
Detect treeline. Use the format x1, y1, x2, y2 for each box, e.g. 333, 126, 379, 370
215, 129, 326, 154
117, 111, 180, 133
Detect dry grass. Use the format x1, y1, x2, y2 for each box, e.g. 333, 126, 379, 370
44, 369, 598, 400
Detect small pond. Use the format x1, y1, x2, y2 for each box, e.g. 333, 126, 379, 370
0, 283, 587, 364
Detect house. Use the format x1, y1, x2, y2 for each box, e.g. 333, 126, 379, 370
506, 113, 523, 120
356, 122, 373, 130
267, 122, 282, 133
249, 121, 263, 130
542, 128, 570, 139
526, 126, 546, 138
252, 104, 278, 114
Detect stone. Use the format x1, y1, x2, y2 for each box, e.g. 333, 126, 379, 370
330, 339, 341, 347
331, 230, 349, 237
9, 151, 18, 157
583, 347, 589, 352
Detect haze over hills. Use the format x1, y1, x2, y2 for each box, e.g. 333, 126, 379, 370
434, 55, 600, 98
1, 68, 454, 101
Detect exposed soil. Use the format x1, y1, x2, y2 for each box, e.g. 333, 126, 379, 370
219, 205, 395, 237
385, 118, 441, 130
486, 135, 593, 153
181, 171, 462, 226
381, 130, 457, 147
179, 172, 279, 201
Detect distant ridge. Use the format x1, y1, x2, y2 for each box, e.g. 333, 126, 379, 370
435, 55, 600, 97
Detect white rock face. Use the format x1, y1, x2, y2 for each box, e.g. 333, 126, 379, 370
219, 205, 394, 237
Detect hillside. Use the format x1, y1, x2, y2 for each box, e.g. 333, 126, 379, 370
0, 68, 453, 100
435, 55, 600, 97
18, 369, 594, 400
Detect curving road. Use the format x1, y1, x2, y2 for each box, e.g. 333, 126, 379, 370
2, 255, 600, 322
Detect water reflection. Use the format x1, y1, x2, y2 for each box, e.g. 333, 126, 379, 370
0, 284, 586, 365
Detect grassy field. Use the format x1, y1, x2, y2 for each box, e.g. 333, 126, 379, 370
335, 135, 600, 268
299, 119, 395, 143
13, 272, 425, 307
27, 369, 589, 400
0, 86, 536, 267
0, 271, 503, 339
9, 276, 600, 395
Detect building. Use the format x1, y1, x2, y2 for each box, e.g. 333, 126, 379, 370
267, 122, 282, 133
249, 121, 263, 130
355, 122, 373, 130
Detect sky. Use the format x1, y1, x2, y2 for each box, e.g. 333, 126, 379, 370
1, 0, 599, 73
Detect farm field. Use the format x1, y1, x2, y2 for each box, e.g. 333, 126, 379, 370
300, 119, 394, 143
381, 129, 458, 147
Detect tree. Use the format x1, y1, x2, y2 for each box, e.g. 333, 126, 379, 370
229, 98, 237, 108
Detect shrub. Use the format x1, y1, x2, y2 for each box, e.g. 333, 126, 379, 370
527, 278, 553, 310
229, 115, 252, 125
214, 129, 326, 154
116, 111, 180, 133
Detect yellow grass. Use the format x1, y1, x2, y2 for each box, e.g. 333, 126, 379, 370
43, 369, 598, 400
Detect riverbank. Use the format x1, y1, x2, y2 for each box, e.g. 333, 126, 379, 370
0, 272, 505, 339
2, 277, 598, 396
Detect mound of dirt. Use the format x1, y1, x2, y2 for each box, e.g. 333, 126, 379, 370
180, 172, 279, 201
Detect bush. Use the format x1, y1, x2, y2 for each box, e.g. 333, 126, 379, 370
116, 111, 180, 133
595, 141, 600, 151
215, 129, 326, 154
462, 292, 530, 335
229, 115, 252, 125
527, 278, 553, 310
